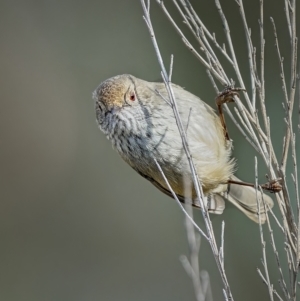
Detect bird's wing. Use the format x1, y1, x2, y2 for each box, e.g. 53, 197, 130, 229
136, 170, 225, 214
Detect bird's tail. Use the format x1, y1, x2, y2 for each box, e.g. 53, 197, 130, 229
212, 176, 274, 223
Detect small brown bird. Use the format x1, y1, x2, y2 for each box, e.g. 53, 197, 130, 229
93, 74, 274, 223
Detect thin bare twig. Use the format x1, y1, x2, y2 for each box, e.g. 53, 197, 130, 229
255, 157, 274, 301
141, 1, 234, 298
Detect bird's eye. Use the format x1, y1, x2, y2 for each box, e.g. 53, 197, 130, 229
129, 92, 135, 101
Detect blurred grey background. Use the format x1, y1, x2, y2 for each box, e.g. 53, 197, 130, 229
0, 0, 298, 300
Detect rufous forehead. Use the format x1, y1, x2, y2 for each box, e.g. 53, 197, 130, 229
96, 78, 127, 108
